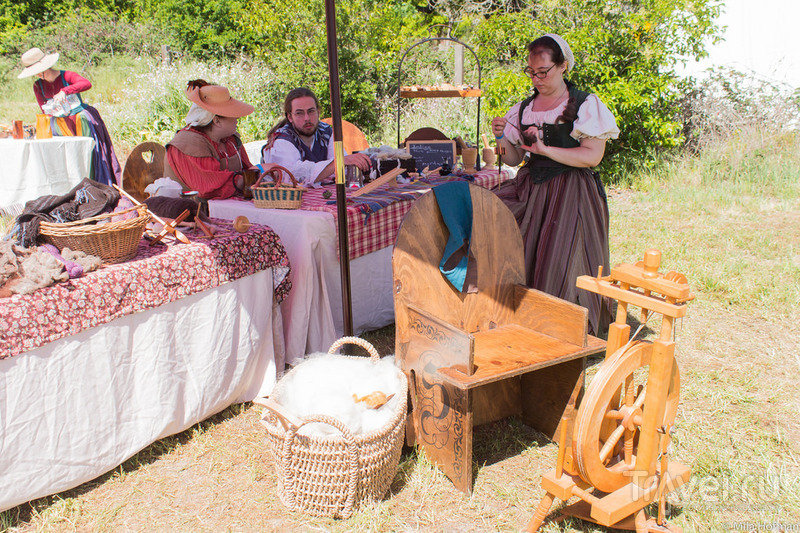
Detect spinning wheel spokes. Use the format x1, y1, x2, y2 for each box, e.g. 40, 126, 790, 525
575, 342, 680, 494
599, 384, 646, 464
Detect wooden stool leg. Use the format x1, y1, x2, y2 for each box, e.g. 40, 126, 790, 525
526, 492, 555, 532
634, 508, 649, 533
410, 374, 473, 493
520, 358, 584, 439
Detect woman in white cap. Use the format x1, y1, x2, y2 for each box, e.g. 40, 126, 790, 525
18, 47, 122, 187
165, 79, 274, 200
491, 34, 620, 336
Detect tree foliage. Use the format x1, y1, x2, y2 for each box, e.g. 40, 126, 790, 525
147, 0, 256, 58
237, 0, 437, 132
471, 0, 723, 174
0, 0, 723, 178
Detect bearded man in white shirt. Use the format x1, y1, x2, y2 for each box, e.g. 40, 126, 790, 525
261, 87, 371, 186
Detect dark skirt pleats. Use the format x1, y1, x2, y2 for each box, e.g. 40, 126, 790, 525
494, 167, 611, 335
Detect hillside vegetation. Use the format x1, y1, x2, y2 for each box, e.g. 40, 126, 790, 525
1, 0, 734, 179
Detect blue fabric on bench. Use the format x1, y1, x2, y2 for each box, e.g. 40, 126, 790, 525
433, 181, 475, 293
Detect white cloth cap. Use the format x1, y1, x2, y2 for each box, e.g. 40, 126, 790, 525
544, 33, 575, 72
184, 103, 215, 127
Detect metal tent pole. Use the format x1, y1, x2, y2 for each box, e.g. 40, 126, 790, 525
324, 0, 353, 336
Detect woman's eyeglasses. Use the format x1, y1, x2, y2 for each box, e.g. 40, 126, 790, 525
523, 64, 557, 79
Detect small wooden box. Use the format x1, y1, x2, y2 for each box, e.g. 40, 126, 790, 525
377, 158, 415, 177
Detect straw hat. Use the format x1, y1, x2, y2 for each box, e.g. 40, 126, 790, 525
186, 84, 254, 118
18, 48, 60, 79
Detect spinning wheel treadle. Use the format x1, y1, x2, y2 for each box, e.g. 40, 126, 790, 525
574, 341, 680, 494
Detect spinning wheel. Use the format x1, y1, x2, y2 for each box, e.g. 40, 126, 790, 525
527, 249, 694, 533
574, 342, 680, 494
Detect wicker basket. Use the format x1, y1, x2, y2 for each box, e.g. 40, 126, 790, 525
258, 337, 407, 519
39, 205, 150, 263
252, 165, 306, 209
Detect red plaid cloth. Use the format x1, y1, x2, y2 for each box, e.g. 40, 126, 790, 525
301, 169, 509, 259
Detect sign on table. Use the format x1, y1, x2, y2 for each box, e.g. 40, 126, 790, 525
405, 140, 456, 171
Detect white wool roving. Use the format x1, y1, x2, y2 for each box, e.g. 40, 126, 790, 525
276, 353, 404, 438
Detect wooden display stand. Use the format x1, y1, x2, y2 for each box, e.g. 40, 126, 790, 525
399, 84, 483, 98
393, 184, 605, 494
395, 25, 483, 153
527, 250, 694, 532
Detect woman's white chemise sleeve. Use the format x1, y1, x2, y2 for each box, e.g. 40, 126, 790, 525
571, 94, 620, 140
502, 102, 525, 146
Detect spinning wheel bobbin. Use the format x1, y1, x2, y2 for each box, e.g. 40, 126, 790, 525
527, 249, 694, 533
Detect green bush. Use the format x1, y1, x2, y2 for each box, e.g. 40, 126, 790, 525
241, 0, 435, 135
680, 67, 800, 152
471, 0, 723, 180
146, 0, 255, 59
0, 0, 725, 182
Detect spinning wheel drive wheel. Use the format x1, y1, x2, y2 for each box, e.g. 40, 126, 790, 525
574, 342, 680, 494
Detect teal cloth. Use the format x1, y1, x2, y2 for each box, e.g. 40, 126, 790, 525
433, 181, 476, 293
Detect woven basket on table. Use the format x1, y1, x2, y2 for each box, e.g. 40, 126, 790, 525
252, 165, 306, 209
38, 205, 150, 264
258, 337, 408, 519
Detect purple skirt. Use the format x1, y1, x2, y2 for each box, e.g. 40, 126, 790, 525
494, 167, 611, 335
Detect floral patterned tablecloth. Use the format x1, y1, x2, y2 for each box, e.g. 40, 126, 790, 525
0, 223, 291, 359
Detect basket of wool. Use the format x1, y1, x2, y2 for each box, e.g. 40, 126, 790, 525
258, 337, 407, 519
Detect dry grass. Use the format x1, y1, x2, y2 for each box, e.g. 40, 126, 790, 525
2, 129, 799, 532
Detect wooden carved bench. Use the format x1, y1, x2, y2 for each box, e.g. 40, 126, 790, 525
392, 184, 605, 493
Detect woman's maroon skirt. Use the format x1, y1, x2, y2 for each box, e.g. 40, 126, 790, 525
494, 167, 611, 335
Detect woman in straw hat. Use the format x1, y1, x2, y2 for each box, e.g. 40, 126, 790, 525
491, 33, 620, 336
165, 79, 275, 200
18, 47, 122, 187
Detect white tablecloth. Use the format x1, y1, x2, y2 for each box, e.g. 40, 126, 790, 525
0, 269, 284, 512
0, 137, 95, 209
209, 200, 395, 363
